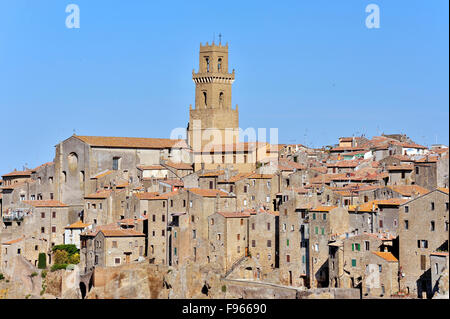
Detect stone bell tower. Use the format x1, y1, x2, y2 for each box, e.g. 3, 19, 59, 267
187, 41, 239, 152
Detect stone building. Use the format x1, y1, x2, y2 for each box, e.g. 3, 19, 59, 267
207, 211, 250, 274
364, 251, 399, 298
429, 252, 449, 297
53, 134, 190, 221
278, 198, 309, 287
80, 225, 145, 273
64, 220, 91, 249
248, 209, 279, 279
398, 188, 449, 298
308, 206, 349, 288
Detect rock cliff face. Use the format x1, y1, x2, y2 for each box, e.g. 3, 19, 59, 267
86, 261, 227, 299
433, 268, 449, 299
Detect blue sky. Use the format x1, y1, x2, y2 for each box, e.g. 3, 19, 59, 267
0, 0, 448, 173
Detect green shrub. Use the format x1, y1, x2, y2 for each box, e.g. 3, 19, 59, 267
52, 244, 78, 256
54, 249, 69, 265
31, 272, 38, 277
38, 253, 47, 269
68, 252, 80, 265
41, 270, 47, 278
51, 264, 68, 272
0, 273, 4, 280
221, 285, 227, 293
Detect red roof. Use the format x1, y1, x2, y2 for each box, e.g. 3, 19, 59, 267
23, 200, 68, 207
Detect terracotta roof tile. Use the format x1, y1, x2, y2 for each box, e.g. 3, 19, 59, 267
2, 170, 32, 178
91, 170, 113, 179
99, 228, 145, 237
85, 190, 112, 199
164, 161, 193, 170
135, 192, 160, 200
217, 211, 251, 218
75, 135, 188, 149
387, 164, 414, 171
188, 188, 232, 197
198, 170, 225, 177
372, 251, 398, 262
137, 165, 166, 170
387, 185, 430, 197
2, 236, 25, 245
65, 221, 91, 229
159, 179, 184, 187
23, 200, 68, 207
310, 205, 338, 212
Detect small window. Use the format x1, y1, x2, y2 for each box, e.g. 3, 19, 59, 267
112, 241, 117, 248
267, 223, 270, 231
352, 259, 357, 267
431, 202, 435, 211
210, 218, 214, 225
115, 257, 121, 265
252, 240, 256, 247
286, 239, 289, 247
267, 240, 271, 247
420, 255, 426, 270
365, 241, 370, 251
404, 220, 409, 230
52, 211, 56, 218
52, 226, 56, 233
286, 255, 290, 263
323, 214, 327, 220
430, 221, 435, 231
237, 234, 240, 240
240, 219, 244, 226
405, 206, 409, 213
112, 157, 121, 170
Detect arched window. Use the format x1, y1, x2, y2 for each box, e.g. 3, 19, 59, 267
205, 57, 210, 72
218, 58, 222, 72
68, 152, 78, 169
219, 92, 224, 108
62, 171, 67, 183
80, 171, 85, 183
203, 92, 207, 107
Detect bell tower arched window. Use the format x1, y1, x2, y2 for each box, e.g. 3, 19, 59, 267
218, 58, 222, 72
206, 57, 210, 72
219, 92, 224, 108
203, 92, 207, 107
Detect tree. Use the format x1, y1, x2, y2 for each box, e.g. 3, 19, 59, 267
38, 253, 47, 269
54, 249, 69, 265
68, 252, 80, 265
